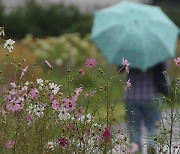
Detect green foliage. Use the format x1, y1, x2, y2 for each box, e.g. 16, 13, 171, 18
0, 0, 92, 38
0, 1, 4, 22
0, 0, 179, 39
161, 6, 180, 28
21, 33, 125, 87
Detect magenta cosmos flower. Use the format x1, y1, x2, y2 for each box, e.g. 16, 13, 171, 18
6, 97, 21, 112
85, 58, 97, 69
174, 57, 180, 66
58, 137, 68, 146
102, 126, 112, 139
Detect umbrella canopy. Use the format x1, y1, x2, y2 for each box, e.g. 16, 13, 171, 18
91, 1, 179, 71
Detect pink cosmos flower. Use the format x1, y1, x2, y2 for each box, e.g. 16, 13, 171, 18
79, 69, 85, 76
5, 95, 12, 101
84, 90, 96, 98
45, 60, 53, 70
10, 82, 16, 88
75, 107, 84, 118
75, 87, 83, 95
50, 94, 55, 101
125, 79, 131, 91
20, 66, 28, 79
52, 99, 59, 110
18, 89, 25, 98
6, 97, 21, 112
125, 143, 139, 154
122, 58, 130, 73
85, 58, 97, 69
174, 57, 180, 66
25, 115, 33, 126
63, 98, 76, 111
103, 126, 111, 139
25, 115, 33, 121
58, 137, 68, 146
31, 88, 39, 99
6, 140, 15, 149
66, 123, 75, 131
9, 89, 17, 96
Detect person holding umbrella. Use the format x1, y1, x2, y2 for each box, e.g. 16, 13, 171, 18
91, 1, 179, 153
122, 60, 168, 153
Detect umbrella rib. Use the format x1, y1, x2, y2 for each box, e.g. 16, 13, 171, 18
148, 28, 174, 56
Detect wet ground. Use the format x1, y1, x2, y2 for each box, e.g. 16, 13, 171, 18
113, 109, 180, 153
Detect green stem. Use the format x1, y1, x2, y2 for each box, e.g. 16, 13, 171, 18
106, 81, 109, 126
85, 69, 92, 114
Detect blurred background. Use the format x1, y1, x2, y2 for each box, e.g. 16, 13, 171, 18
0, 0, 179, 85
0, 0, 179, 122
0, 0, 179, 38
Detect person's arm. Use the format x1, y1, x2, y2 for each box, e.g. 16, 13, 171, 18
153, 62, 169, 96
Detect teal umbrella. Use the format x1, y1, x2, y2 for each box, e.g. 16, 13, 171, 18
91, 1, 179, 71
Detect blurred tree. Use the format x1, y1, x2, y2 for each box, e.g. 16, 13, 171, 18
0, 0, 92, 39
0, 0, 4, 25
151, 0, 180, 28
152, 0, 180, 6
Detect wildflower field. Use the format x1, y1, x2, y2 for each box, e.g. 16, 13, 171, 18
0, 27, 180, 153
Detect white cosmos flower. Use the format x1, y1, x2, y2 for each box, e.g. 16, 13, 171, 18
0, 27, 5, 36
37, 78, 43, 85
22, 86, 28, 91
92, 123, 101, 128
4, 39, 15, 53
52, 86, 60, 95
46, 141, 57, 151
24, 81, 30, 86
27, 104, 45, 118
34, 105, 45, 118
78, 114, 93, 123
38, 86, 43, 91
58, 106, 70, 120
27, 104, 34, 115
49, 82, 61, 95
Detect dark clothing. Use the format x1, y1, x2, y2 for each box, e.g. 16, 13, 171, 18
124, 62, 168, 150
153, 62, 169, 96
